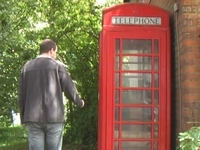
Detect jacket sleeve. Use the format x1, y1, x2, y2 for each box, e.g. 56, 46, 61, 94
58, 63, 83, 107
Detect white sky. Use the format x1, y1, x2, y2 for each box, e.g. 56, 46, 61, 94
96, 0, 107, 5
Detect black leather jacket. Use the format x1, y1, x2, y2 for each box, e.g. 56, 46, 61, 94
18, 56, 83, 124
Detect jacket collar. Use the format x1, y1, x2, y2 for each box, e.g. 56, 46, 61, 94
37, 54, 52, 58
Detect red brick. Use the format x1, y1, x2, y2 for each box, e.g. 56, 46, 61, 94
182, 94, 200, 101
181, 59, 200, 66
181, 52, 200, 59
181, 73, 200, 82
181, 6, 193, 13
179, 26, 199, 32
184, 123, 200, 130
193, 19, 200, 27
181, 66, 200, 74
182, 108, 193, 115
180, 39, 200, 48
178, 26, 200, 35
178, 19, 194, 28
192, 46, 200, 52
182, 87, 200, 94
181, 53, 200, 59
180, 0, 198, 5
184, 116, 200, 122
182, 101, 200, 107
179, 46, 192, 54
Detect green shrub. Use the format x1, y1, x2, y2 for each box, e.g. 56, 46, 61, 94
178, 126, 200, 150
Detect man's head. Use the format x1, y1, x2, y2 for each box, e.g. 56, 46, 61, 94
40, 39, 57, 59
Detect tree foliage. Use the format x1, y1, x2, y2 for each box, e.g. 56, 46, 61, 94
0, 0, 122, 146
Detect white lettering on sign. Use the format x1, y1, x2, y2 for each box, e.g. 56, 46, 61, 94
112, 16, 161, 25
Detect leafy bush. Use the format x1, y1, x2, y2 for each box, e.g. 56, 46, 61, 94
178, 126, 200, 150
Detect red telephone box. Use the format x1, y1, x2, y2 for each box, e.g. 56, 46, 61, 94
98, 3, 171, 150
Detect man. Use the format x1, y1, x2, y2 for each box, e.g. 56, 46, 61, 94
18, 39, 84, 150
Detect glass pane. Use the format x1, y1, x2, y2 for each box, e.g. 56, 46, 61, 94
122, 141, 151, 150
122, 90, 152, 104
154, 90, 159, 104
115, 56, 119, 70
115, 90, 119, 104
114, 124, 119, 138
154, 107, 159, 122
116, 39, 120, 53
115, 73, 119, 87
154, 73, 159, 87
122, 56, 152, 70
154, 141, 158, 150
154, 39, 159, 54
115, 107, 119, 121
154, 57, 159, 70
122, 73, 151, 87
154, 125, 159, 138
122, 124, 151, 138
114, 141, 118, 150
122, 107, 152, 122
122, 39, 152, 54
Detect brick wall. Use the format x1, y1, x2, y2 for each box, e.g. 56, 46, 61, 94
150, 0, 200, 149
178, 0, 200, 140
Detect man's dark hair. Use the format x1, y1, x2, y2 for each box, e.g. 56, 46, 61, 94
40, 39, 57, 54
123, 0, 130, 2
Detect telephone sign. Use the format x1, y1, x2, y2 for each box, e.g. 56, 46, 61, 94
112, 16, 161, 25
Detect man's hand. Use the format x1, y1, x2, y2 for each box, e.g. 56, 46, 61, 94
81, 100, 85, 108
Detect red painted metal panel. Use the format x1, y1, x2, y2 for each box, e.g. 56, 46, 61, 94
102, 3, 169, 28
98, 3, 170, 150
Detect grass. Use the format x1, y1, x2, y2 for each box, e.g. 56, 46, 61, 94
0, 126, 96, 150
0, 126, 28, 150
